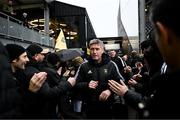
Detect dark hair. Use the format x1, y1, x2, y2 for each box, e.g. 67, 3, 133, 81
46, 53, 60, 65
26, 44, 43, 57
151, 0, 180, 37
143, 39, 163, 75
140, 40, 152, 50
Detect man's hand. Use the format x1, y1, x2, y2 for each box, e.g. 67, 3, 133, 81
124, 66, 132, 73
57, 67, 62, 76
132, 74, 142, 81
108, 80, 128, 97
29, 72, 47, 92
128, 78, 138, 86
99, 89, 111, 102
88, 80, 98, 89
67, 77, 76, 87
63, 70, 71, 77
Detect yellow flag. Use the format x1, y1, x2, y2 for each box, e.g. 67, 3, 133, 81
87, 48, 90, 55
55, 29, 67, 51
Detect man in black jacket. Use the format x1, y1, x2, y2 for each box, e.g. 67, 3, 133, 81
147, 0, 180, 118
5, 44, 47, 93
109, 50, 126, 72
24, 44, 75, 118
75, 39, 124, 119
0, 43, 47, 118
0, 42, 20, 118
109, 0, 180, 118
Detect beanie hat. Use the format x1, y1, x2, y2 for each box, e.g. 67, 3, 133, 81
0, 41, 8, 57
5, 44, 26, 62
26, 44, 43, 57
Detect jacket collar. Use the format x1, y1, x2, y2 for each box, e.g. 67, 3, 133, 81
88, 53, 110, 66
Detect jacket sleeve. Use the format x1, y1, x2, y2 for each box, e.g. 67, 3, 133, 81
110, 61, 125, 82
39, 79, 72, 99
74, 63, 89, 90
123, 90, 143, 110
25, 67, 73, 99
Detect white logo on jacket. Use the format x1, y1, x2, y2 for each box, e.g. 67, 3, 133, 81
104, 69, 108, 74
88, 70, 92, 74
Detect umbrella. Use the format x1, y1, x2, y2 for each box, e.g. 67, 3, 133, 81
56, 48, 84, 62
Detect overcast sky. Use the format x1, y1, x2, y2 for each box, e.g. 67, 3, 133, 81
57, 0, 138, 37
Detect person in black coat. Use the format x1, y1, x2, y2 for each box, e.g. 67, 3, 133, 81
145, 0, 180, 118
41, 52, 77, 118
23, 44, 75, 118
108, 38, 164, 117
75, 39, 124, 119
0, 43, 46, 118
109, 0, 180, 118
0, 42, 22, 118
109, 50, 126, 72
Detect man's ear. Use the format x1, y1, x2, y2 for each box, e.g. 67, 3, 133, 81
12, 59, 17, 63
156, 22, 172, 45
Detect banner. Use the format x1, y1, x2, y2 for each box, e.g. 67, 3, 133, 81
55, 29, 67, 51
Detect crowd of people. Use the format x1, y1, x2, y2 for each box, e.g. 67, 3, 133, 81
1, 0, 180, 119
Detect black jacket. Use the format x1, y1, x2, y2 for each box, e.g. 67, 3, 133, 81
124, 69, 180, 119
23, 59, 72, 118
147, 69, 180, 119
111, 55, 126, 72
75, 53, 124, 104
0, 44, 23, 118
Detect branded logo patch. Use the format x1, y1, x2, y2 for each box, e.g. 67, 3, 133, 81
88, 70, 92, 74
104, 69, 108, 74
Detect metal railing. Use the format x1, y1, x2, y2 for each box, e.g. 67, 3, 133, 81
0, 12, 54, 47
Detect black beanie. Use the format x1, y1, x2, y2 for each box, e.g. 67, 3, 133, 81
5, 44, 26, 62
0, 41, 8, 57
26, 44, 43, 57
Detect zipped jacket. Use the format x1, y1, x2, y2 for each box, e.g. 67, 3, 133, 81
75, 53, 124, 104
